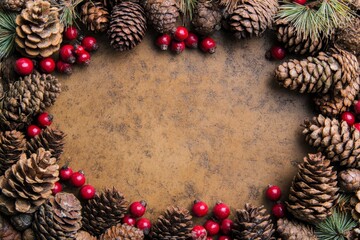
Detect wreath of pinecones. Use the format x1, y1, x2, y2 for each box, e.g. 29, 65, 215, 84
0, 0, 359, 239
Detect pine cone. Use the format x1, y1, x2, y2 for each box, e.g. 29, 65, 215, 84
302, 114, 360, 168
0, 130, 26, 175
227, 0, 278, 39
108, 1, 147, 51
15, 0, 64, 58
0, 0, 26, 11
101, 0, 122, 10
348, 0, 360, 11
232, 203, 274, 239
75, 230, 97, 240
99, 224, 144, 240
0, 148, 59, 215
151, 206, 193, 239
22, 228, 35, 240
275, 48, 360, 117
82, 188, 128, 236
287, 153, 339, 224
339, 169, 360, 192
144, 0, 179, 33
81, 1, 110, 33
10, 213, 33, 231
351, 190, 360, 221
277, 218, 317, 240
275, 18, 330, 55
0, 214, 21, 240
26, 126, 65, 161
191, 0, 222, 36
335, 17, 360, 56
0, 56, 17, 84
32, 192, 82, 240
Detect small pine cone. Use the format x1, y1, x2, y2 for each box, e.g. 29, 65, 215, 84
339, 169, 360, 192
99, 224, 144, 240
0, 148, 59, 215
302, 114, 360, 168
10, 213, 33, 231
335, 17, 360, 56
75, 230, 97, 240
22, 228, 35, 240
277, 218, 317, 240
351, 190, 360, 221
108, 2, 147, 51
32, 192, 82, 240
191, 0, 222, 36
287, 153, 339, 224
0, 214, 21, 240
26, 126, 65, 161
232, 203, 274, 239
0, 130, 26, 175
15, 0, 64, 58
151, 206, 193, 239
227, 0, 279, 39
144, 0, 180, 33
82, 188, 128, 236
81, 1, 110, 33
0, 0, 26, 11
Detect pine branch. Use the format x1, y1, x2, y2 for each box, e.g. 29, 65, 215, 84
179, 0, 198, 23
50, 0, 83, 27
0, 9, 17, 60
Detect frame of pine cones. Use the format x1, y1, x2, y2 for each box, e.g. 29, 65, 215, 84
0, 0, 359, 239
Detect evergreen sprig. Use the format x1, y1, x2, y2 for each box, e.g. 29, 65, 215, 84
315, 208, 357, 240
0, 9, 17, 60
50, 0, 83, 27
276, 0, 354, 39
179, 0, 198, 23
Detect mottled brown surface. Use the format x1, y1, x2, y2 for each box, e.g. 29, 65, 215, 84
51, 32, 314, 219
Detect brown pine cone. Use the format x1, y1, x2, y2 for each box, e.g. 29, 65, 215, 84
191, 0, 222, 36
335, 17, 360, 56
22, 228, 35, 240
10, 213, 33, 231
75, 230, 97, 240
99, 224, 144, 240
0, 130, 26, 175
277, 218, 317, 240
101, 0, 122, 10
339, 169, 360, 192
81, 1, 110, 33
0, 0, 26, 11
0, 214, 21, 240
351, 190, 360, 221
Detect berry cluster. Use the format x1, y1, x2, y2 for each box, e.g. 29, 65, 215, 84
26, 112, 53, 138
156, 26, 216, 54
122, 201, 151, 234
265, 185, 286, 218
341, 100, 360, 131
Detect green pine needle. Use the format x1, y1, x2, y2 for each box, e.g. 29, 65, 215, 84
315, 209, 357, 240
0, 9, 17, 60
50, 0, 83, 27
180, 0, 198, 23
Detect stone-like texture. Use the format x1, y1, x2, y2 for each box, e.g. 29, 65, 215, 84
51, 32, 314, 218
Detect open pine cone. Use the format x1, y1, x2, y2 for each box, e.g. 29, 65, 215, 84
99, 223, 144, 240
339, 169, 360, 193
191, 0, 222, 36
0, 0, 26, 11
277, 218, 317, 240
0, 130, 26, 175
81, 1, 110, 33
75, 230, 97, 240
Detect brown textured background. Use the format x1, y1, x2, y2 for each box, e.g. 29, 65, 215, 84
51, 32, 314, 219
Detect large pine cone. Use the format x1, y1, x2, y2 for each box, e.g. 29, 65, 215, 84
81, 1, 110, 33
99, 223, 144, 240
339, 169, 360, 192
0, 0, 26, 11
275, 48, 360, 117
227, 0, 278, 39
32, 192, 82, 240
287, 153, 339, 224
277, 218, 317, 240
0, 214, 21, 240
302, 114, 360, 168
75, 230, 97, 240
108, 1, 147, 51
144, 0, 179, 33
0, 148, 59, 215
151, 206, 193, 239
15, 0, 63, 58
82, 188, 128, 236
232, 203, 274, 239
26, 126, 65, 161
0, 130, 26, 175
335, 17, 360, 56
191, 0, 222, 36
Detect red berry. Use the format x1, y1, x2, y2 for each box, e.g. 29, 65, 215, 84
81, 36, 98, 52
64, 26, 78, 41
354, 123, 360, 131
204, 219, 220, 236
37, 112, 53, 127
294, 0, 307, 4
39, 57, 56, 73
170, 41, 185, 54
200, 37, 216, 54
192, 200, 209, 217
272, 203, 286, 218
185, 33, 199, 48
341, 111, 356, 126
52, 182, 62, 195
15, 58, 33, 76
213, 202, 230, 220
156, 34, 171, 50
60, 45, 75, 63
191, 225, 207, 239
59, 166, 73, 181
70, 171, 86, 187
74, 44, 86, 56
76, 51, 91, 65
122, 215, 136, 226
266, 185, 282, 201
129, 200, 147, 218
27, 125, 41, 138
354, 100, 360, 115
220, 219, 233, 235
270, 46, 286, 60
80, 184, 96, 200
56, 60, 72, 75
206, 237, 213, 240
174, 26, 189, 41
219, 236, 232, 240
136, 218, 151, 234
